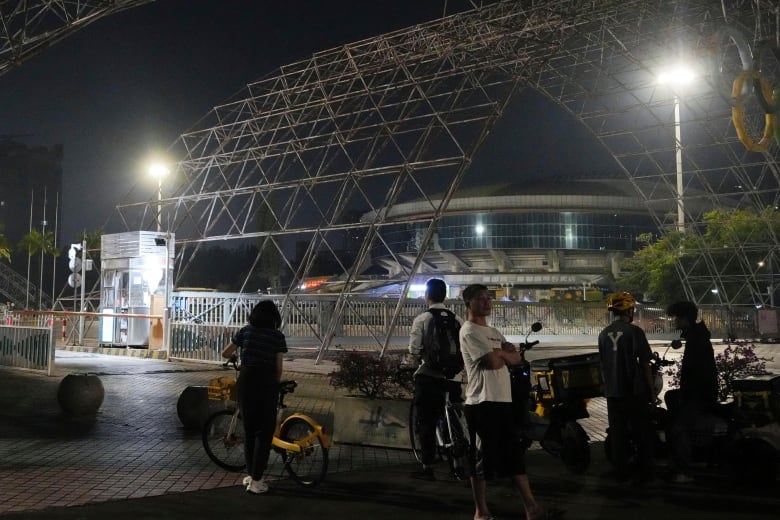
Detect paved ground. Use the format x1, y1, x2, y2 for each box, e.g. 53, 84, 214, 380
1, 343, 779, 519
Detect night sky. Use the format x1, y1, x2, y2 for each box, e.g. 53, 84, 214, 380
0, 0, 614, 244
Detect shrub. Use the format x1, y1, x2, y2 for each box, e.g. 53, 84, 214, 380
665, 339, 772, 402
328, 350, 413, 400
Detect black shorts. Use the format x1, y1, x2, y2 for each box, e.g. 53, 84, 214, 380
465, 401, 526, 480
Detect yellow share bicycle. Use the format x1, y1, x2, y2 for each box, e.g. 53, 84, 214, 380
201, 360, 330, 486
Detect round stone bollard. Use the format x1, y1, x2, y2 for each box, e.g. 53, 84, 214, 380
57, 373, 105, 415
176, 386, 222, 431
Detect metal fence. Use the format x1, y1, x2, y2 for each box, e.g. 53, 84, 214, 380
2, 294, 761, 366
167, 292, 759, 363
0, 324, 55, 374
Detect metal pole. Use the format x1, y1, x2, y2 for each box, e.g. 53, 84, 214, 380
78, 239, 86, 344
771, 255, 775, 308
162, 234, 170, 352
157, 179, 162, 232
674, 94, 684, 232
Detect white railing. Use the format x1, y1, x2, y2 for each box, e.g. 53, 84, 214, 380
166, 292, 757, 362
0, 322, 55, 374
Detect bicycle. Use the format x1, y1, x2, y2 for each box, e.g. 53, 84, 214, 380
201, 359, 330, 487
408, 380, 470, 480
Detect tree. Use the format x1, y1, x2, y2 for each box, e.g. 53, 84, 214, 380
17, 228, 60, 308
618, 208, 780, 304
0, 225, 10, 262
618, 230, 686, 302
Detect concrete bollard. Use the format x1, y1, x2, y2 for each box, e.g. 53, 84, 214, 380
57, 373, 105, 415
176, 386, 223, 431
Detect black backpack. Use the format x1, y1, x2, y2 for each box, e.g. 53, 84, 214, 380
422, 308, 464, 379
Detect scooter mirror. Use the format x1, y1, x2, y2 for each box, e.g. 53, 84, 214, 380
671, 339, 683, 349
531, 322, 542, 332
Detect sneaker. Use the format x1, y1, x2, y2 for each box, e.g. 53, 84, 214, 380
242, 476, 252, 486
246, 479, 269, 494
670, 473, 694, 484
411, 467, 435, 481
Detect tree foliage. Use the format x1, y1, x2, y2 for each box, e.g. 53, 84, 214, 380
0, 227, 10, 262
17, 229, 59, 257
618, 208, 780, 303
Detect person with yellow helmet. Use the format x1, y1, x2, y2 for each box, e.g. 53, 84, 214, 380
598, 291, 655, 486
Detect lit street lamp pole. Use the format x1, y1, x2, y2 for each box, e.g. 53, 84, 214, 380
658, 65, 694, 233
759, 258, 775, 308
672, 94, 684, 232
148, 163, 169, 232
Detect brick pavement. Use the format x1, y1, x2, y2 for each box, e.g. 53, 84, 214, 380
0, 351, 412, 515
1, 342, 777, 516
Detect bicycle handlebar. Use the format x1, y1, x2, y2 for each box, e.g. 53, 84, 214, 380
519, 339, 539, 351
223, 355, 239, 370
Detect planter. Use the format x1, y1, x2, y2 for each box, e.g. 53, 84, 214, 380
333, 396, 411, 449
176, 385, 224, 431
58, 373, 105, 415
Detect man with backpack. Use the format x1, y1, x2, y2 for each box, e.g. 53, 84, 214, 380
408, 278, 464, 480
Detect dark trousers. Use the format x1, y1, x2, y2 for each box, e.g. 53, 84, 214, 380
465, 401, 526, 480
665, 389, 708, 473
238, 367, 279, 480
606, 396, 653, 480
413, 375, 462, 466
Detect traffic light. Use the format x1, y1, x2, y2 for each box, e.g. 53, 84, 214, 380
67, 243, 82, 288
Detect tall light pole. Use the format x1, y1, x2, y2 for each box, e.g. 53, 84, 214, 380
148, 163, 169, 232
658, 65, 695, 233
759, 258, 775, 308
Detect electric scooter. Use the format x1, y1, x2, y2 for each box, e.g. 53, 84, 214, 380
604, 341, 780, 484
509, 322, 603, 474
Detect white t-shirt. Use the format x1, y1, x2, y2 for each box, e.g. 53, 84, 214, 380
459, 320, 512, 405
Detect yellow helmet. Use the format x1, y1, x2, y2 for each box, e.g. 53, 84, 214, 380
607, 291, 636, 313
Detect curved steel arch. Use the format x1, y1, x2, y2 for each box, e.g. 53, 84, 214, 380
111, 0, 780, 356
0, 0, 153, 76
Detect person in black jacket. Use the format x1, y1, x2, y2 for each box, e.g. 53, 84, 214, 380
664, 300, 718, 484
222, 300, 288, 495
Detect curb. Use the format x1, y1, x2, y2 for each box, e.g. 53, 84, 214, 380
59, 345, 168, 360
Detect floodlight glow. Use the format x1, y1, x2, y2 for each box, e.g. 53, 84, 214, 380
657, 66, 695, 86
475, 224, 485, 235
148, 162, 170, 180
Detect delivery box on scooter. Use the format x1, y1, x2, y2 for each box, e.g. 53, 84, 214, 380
530, 353, 604, 402
732, 373, 780, 427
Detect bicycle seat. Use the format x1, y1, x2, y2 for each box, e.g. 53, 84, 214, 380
280, 380, 297, 394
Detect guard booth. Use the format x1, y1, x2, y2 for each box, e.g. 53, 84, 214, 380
98, 231, 174, 348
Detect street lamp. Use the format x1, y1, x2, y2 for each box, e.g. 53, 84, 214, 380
148, 163, 170, 232
658, 65, 695, 233
758, 258, 775, 307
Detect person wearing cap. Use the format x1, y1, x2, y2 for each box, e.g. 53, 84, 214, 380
598, 291, 654, 485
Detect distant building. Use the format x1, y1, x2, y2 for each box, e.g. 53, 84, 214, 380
357, 178, 704, 300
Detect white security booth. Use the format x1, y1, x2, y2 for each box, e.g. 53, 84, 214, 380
99, 231, 174, 348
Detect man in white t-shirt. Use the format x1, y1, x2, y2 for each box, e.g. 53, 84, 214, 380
460, 284, 553, 520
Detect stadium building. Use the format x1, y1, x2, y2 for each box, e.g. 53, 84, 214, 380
358, 177, 696, 301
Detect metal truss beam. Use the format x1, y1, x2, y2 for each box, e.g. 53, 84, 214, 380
0, 1, 153, 77
111, 0, 780, 357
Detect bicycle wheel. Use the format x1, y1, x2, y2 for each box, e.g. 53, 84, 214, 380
202, 409, 246, 472
445, 405, 470, 481
278, 416, 329, 486
409, 400, 424, 464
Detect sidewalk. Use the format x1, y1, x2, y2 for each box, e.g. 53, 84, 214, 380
1, 347, 779, 519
